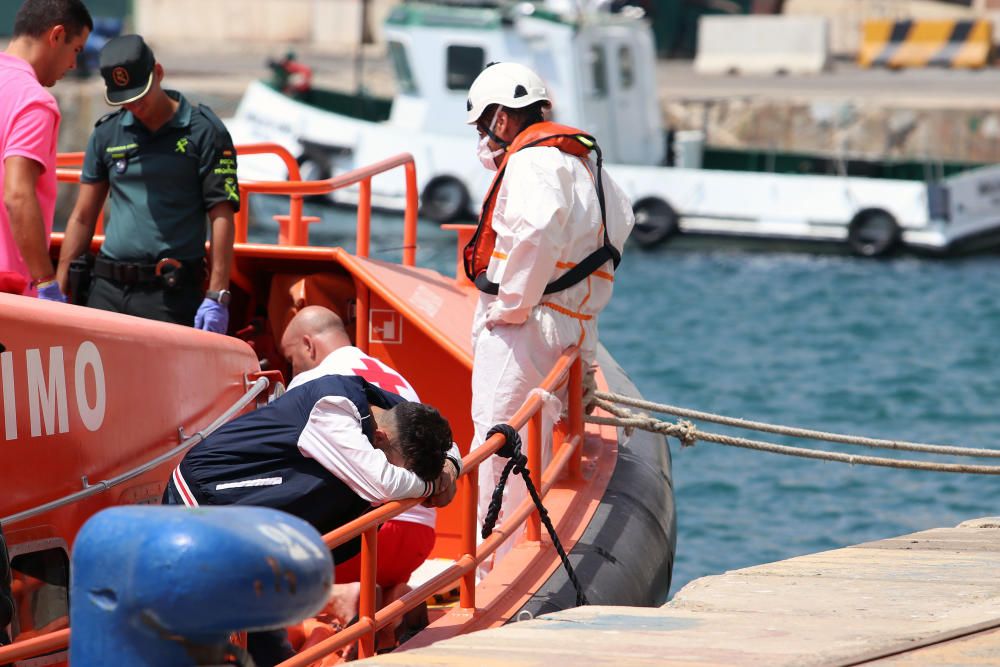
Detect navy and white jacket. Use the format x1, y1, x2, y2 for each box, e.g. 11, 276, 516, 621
176, 375, 430, 561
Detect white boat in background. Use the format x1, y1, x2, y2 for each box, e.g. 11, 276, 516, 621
226, 0, 1000, 257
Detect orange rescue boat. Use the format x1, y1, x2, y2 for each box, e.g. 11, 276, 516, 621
0, 145, 675, 665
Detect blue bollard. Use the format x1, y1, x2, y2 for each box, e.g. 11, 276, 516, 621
70, 506, 333, 666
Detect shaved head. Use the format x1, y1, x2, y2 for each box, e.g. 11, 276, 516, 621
286, 306, 348, 340
280, 306, 352, 377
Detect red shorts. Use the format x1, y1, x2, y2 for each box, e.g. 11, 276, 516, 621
334, 520, 435, 588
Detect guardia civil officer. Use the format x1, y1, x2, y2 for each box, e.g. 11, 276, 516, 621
55, 34, 239, 333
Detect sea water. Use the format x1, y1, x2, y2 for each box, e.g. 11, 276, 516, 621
602, 248, 1000, 598
253, 203, 1000, 600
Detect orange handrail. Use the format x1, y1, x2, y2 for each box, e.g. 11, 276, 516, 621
56, 151, 84, 167
56, 144, 418, 265
55, 143, 298, 172
236, 152, 419, 265
9, 147, 584, 666
277, 347, 584, 666
235, 142, 302, 180
232, 142, 306, 245
0, 628, 69, 663
0, 348, 584, 665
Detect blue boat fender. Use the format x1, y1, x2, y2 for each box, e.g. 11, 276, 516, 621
70, 505, 333, 666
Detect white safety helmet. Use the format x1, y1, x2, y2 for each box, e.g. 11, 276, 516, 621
465, 62, 551, 125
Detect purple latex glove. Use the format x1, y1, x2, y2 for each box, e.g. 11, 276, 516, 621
194, 297, 229, 334
37, 281, 67, 303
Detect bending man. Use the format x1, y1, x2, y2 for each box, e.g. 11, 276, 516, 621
165, 370, 457, 665
282, 305, 462, 650
281, 305, 460, 590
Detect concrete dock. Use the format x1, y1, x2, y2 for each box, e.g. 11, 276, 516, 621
362, 517, 1000, 666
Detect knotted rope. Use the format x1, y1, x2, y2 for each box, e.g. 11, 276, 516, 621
590, 392, 1000, 475
480, 423, 589, 607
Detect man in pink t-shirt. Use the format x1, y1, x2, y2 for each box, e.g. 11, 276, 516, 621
1, 0, 91, 299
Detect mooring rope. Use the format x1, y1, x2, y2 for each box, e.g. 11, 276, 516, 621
589, 392, 1000, 475
594, 391, 1000, 458
481, 423, 589, 606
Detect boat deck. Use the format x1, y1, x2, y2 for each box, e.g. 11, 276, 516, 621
361, 517, 1000, 666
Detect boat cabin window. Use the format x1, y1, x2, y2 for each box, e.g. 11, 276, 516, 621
589, 45, 608, 98
446, 45, 485, 91
9, 546, 69, 640
618, 44, 635, 90
388, 40, 418, 95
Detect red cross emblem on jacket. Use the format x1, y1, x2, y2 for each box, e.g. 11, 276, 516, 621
352, 358, 409, 397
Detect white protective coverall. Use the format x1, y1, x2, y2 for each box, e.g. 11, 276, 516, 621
471, 143, 635, 567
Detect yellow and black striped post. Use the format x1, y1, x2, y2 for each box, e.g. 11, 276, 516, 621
859, 19, 993, 69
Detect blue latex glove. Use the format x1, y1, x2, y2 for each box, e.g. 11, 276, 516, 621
36, 281, 67, 303
194, 298, 229, 334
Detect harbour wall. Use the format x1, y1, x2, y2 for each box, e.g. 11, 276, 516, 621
68, 1, 1000, 57
665, 96, 1000, 165
45, 66, 1000, 222
48, 54, 1000, 166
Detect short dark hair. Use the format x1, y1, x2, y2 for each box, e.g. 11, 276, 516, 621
390, 402, 452, 482
13, 0, 93, 39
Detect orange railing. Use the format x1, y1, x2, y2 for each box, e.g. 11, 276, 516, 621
0, 354, 585, 666
8, 144, 587, 666
230, 143, 418, 264
56, 142, 419, 265
55, 152, 84, 167
280, 348, 585, 665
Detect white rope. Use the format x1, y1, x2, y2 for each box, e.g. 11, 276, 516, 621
588, 396, 1000, 475
594, 391, 1000, 459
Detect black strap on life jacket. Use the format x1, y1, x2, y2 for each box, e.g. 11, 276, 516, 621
475, 133, 621, 296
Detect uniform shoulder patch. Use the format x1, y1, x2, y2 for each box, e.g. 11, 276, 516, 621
195, 103, 229, 136
95, 110, 122, 127
195, 103, 236, 153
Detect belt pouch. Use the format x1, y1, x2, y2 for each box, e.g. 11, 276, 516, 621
68, 254, 95, 305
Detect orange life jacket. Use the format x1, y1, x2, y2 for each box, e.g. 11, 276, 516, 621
462, 121, 621, 295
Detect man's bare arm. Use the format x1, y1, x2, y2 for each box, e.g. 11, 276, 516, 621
4, 156, 53, 282
56, 181, 109, 293
424, 457, 460, 508
206, 201, 235, 291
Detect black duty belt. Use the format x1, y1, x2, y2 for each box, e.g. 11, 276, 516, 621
94, 256, 204, 287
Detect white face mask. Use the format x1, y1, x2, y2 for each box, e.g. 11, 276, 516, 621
477, 135, 504, 171
476, 108, 505, 171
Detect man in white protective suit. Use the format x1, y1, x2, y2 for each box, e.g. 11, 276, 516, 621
462, 62, 635, 568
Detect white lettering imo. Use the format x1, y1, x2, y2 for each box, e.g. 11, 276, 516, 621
75, 341, 106, 432
1, 351, 14, 440
27, 347, 69, 437
1, 342, 107, 440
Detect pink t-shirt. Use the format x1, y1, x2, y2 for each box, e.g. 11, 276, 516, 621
0, 52, 61, 295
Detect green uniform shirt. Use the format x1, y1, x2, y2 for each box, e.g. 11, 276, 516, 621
81, 90, 241, 262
